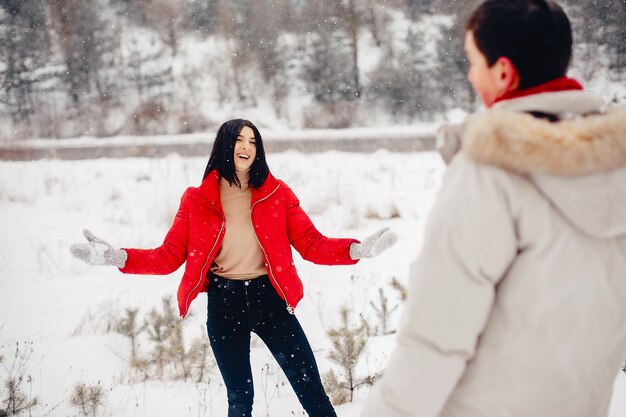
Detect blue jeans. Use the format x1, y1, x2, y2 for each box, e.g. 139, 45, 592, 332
206, 273, 337, 417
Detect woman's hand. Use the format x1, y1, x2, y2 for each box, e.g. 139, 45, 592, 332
70, 229, 127, 267
349, 227, 397, 260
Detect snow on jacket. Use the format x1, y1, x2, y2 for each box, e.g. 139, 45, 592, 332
362, 91, 626, 417
119, 170, 359, 318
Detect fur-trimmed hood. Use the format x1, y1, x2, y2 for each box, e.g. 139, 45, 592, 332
437, 91, 626, 238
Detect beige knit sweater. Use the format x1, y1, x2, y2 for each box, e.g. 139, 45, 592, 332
211, 172, 266, 279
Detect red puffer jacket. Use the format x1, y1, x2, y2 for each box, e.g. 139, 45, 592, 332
119, 170, 359, 318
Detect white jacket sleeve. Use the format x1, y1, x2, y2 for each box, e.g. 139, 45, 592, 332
361, 154, 519, 417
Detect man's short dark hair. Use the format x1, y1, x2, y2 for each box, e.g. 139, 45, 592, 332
466, 0, 573, 89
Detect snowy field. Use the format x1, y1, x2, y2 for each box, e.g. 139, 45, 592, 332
1, 151, 624, 416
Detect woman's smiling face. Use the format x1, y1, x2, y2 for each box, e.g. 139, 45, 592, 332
233, 125, 256, 172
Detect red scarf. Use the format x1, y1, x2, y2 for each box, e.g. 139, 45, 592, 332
495, 76, 583, 103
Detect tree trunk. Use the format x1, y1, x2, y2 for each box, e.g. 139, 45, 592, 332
348, 0, 361, 98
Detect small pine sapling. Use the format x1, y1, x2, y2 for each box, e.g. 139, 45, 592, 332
1, 343, 38, 417
322, 306, 377, 405
69, 382, 106, 417
187, 334, 215, 383
114, 308, 143, 366
144, 297, 178, 379
389, 276, 407, 302
369, 287, 398, 335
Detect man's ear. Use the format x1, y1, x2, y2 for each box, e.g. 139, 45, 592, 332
494, 56, 520, 94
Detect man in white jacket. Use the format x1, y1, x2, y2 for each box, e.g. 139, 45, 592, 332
361, 1, 626, 416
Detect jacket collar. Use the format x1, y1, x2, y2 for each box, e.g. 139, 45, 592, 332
250, 172, 280, 204
494, 76, 583, 104
196, 170, 280, 209
492, 90, 603, 116
196, 170, 221, 209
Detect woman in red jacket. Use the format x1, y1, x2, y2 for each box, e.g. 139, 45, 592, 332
71, 119, 396, 417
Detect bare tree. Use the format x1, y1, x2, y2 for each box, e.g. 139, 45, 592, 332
302, 4, 358, 105
0, 0, 52, 124
406, 0, 438, 18
187, 0, 220, 35
574, 0, 626, 76
48, 0, 118, 106
143, 0, 187, 56
335, 0, 362, 98
361, 0, 388, 47
435, 18, 475, 110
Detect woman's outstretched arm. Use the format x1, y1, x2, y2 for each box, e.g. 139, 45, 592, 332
71, 188, 192, 275
119, 188, 191, 275
282, 181, 396, 265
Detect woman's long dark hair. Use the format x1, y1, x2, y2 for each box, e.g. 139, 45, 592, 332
202, 119, 270, 188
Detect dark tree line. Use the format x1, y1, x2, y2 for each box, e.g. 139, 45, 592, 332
0, 0, 623, 139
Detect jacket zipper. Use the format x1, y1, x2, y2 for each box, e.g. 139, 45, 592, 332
182, 215, 225, 318
251, 185, 295, 315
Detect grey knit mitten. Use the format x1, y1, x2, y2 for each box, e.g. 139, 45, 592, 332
436, 122, 464, 165
349, 227, 397, 260
70, 229, 127, 268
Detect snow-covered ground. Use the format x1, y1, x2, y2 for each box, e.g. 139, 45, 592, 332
1, 150, 624, 416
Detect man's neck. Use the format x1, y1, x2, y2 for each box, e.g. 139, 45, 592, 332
495, 76, 583, 104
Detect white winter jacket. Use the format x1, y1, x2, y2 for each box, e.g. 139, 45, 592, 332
362, 91, 626, 417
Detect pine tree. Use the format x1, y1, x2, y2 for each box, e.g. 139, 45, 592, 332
370, 287, 399, 335
0, 0, 52, 123
302, 3, 359, 104
322, 306, 377, 404
114, 308, 144, 366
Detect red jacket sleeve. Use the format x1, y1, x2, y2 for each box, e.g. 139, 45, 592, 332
281, 182, 359, 266
119, 188, 191, 275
